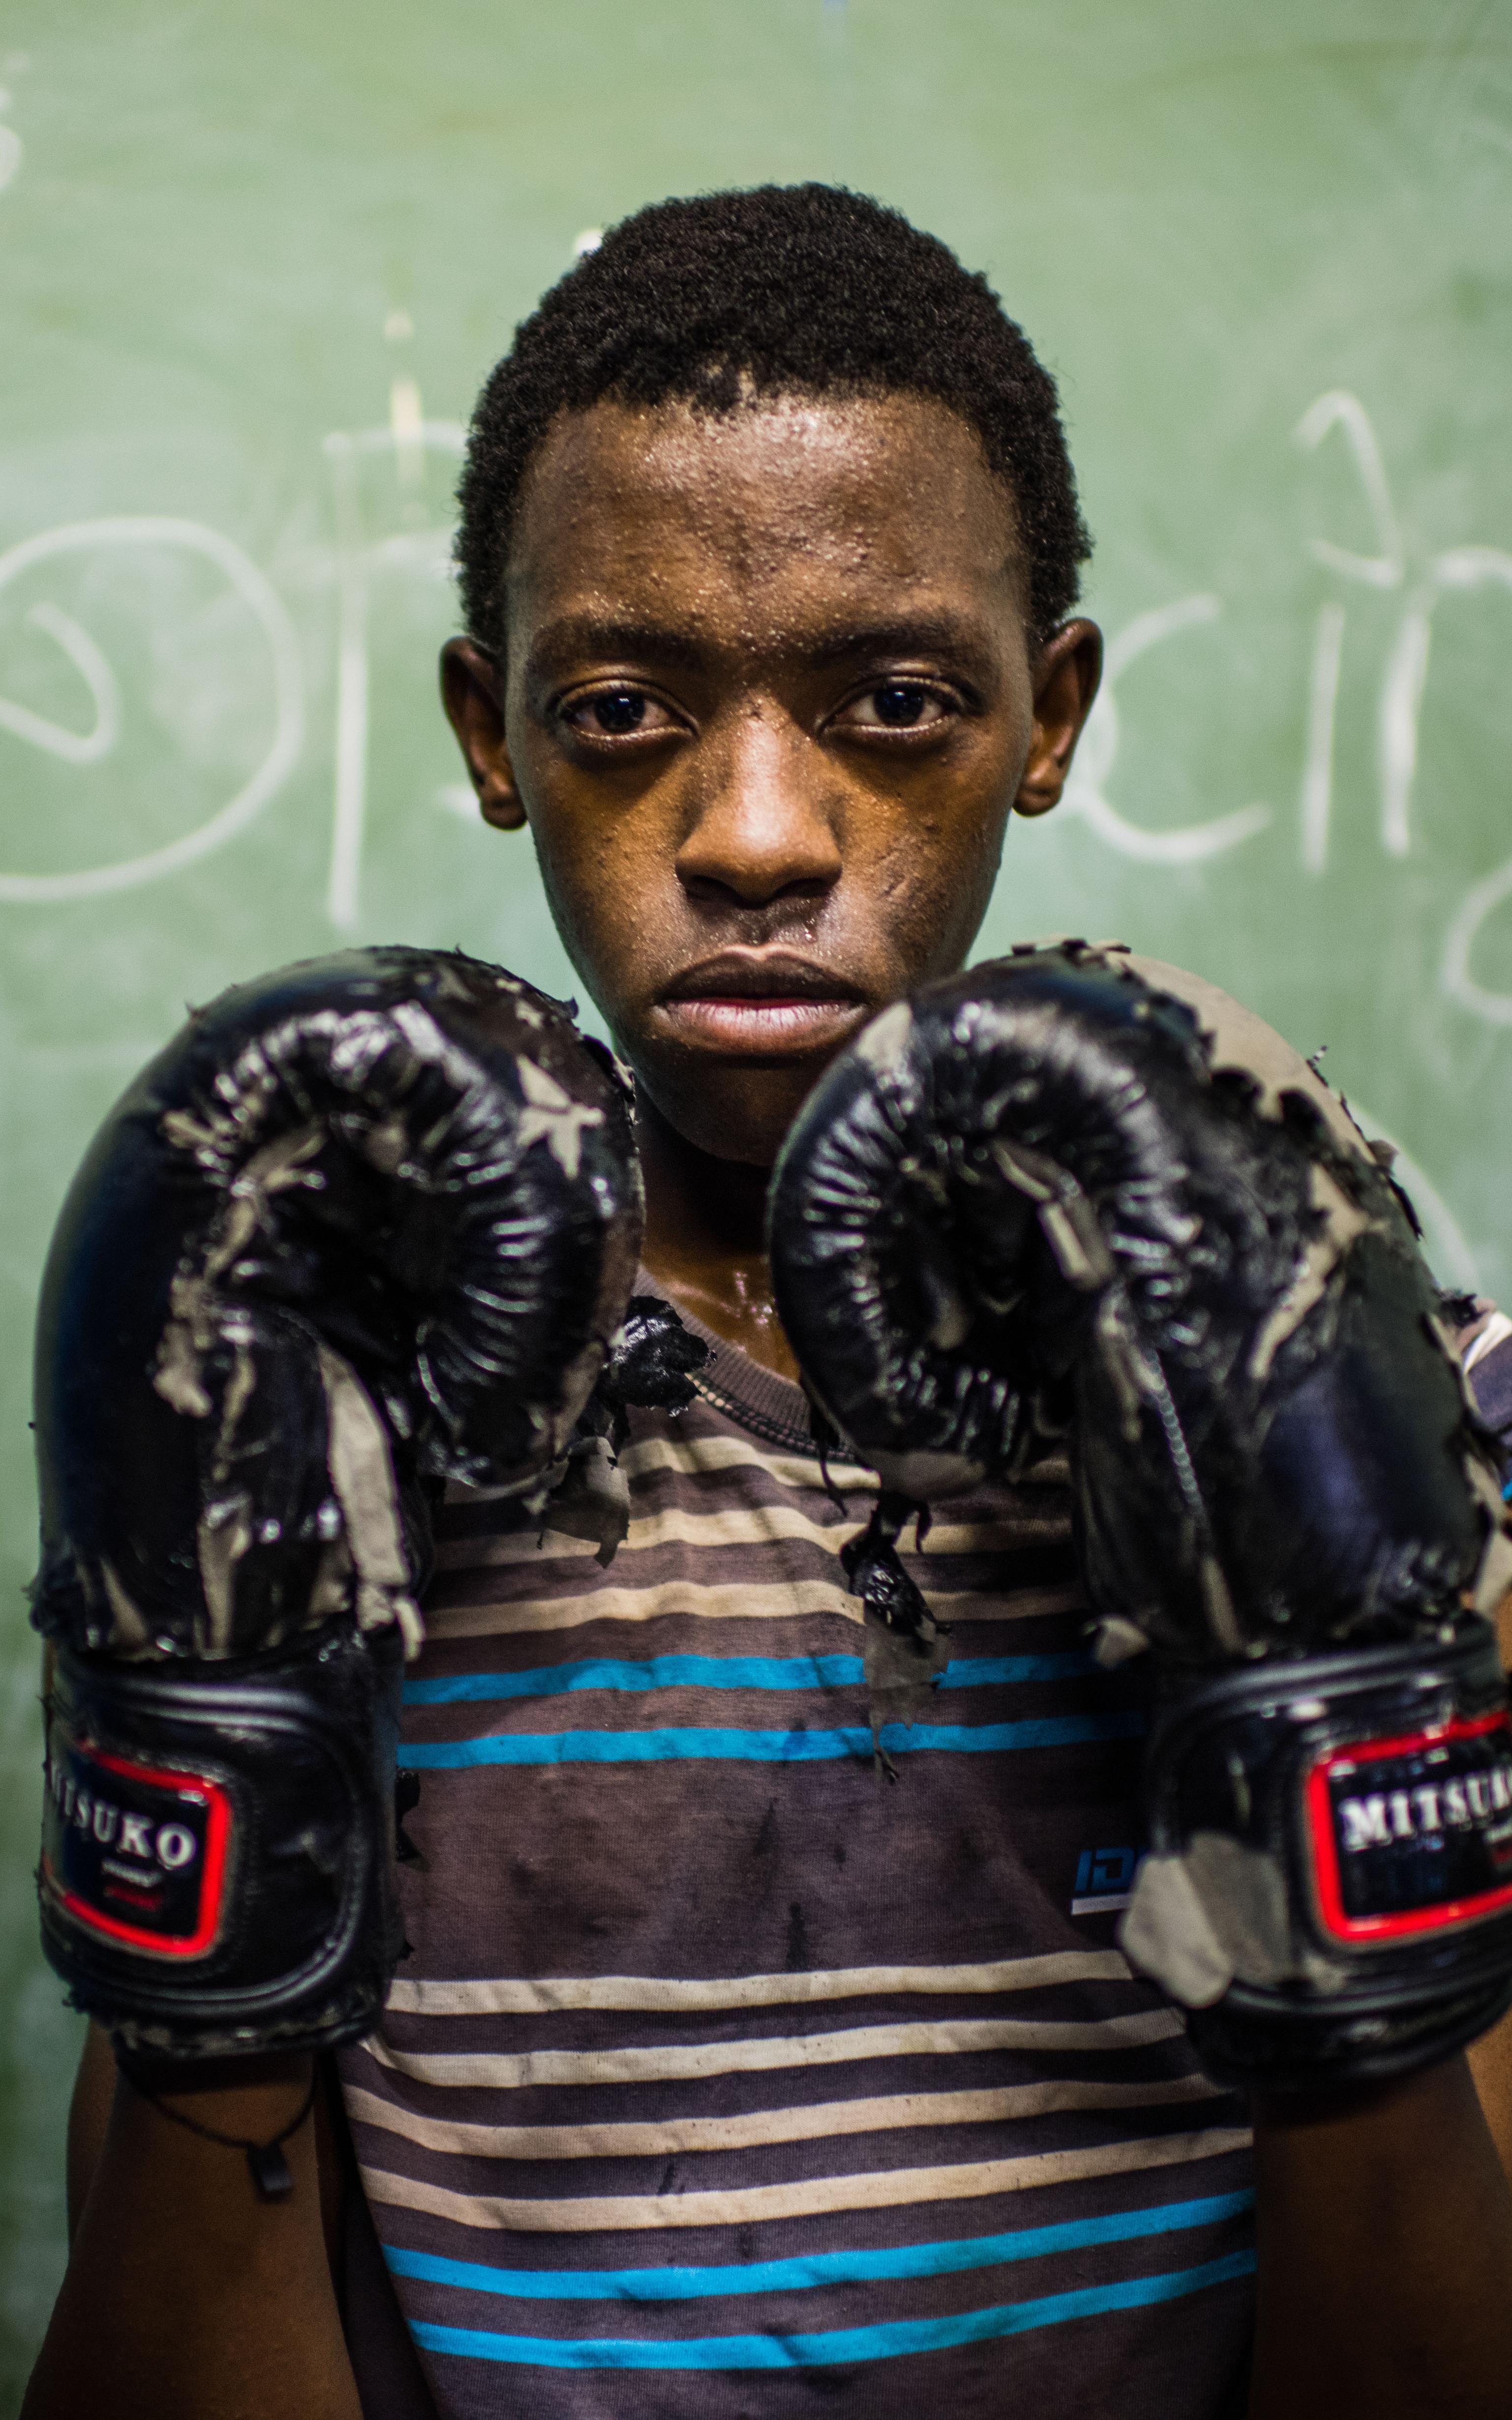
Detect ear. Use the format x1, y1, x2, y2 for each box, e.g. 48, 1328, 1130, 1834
439, 638, 526, 831
1012, 619, 1103, 820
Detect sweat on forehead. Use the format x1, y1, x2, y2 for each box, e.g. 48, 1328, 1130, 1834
503, 392, 1030, 659
456, 183, 1091, 656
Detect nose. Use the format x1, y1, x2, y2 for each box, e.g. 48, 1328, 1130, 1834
674, 708, 843, 909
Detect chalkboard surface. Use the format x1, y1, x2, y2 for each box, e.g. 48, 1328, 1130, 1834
3, 0, 1512, 2389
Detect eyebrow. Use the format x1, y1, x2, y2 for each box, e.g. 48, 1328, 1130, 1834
525, 618, 710, 682
525, 610, 995, 686
802, 616, 994, 670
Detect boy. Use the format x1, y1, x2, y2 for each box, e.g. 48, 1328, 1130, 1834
26, 184, 1512, 2420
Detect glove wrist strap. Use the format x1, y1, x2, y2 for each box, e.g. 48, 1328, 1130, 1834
1122, 1622, 1512, 2091
41, 1627, 403, 2062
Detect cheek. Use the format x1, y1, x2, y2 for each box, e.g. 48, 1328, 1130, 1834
524, 805, 677, 1012
863, 789, 1010, 964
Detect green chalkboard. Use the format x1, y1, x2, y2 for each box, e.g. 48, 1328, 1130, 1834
3, 0, 1512, 2393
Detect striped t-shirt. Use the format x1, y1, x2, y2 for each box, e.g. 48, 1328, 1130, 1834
338, 1303, 1267, 2420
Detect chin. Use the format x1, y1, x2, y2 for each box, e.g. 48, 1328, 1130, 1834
632, 1045, 836, 1169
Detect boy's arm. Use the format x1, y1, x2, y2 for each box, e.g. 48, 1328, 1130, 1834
1247, 2022, 1512, 2420
24, 2030, 361, 2420
64, 2017, 350, 2257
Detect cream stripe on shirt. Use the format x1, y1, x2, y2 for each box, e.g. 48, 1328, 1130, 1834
360, 2126, 1254, 2235
384, 1949, 1133, 2017
431, 1505, 1066, 1570
345, 2072, 1226, 2162
365, 2009, 1186, 2092
424, 1578, 1083, 1639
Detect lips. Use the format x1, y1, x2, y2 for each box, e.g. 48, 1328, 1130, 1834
657, 951, 870, 1054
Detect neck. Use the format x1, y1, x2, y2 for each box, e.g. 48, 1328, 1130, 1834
635, 1093, 799, 1381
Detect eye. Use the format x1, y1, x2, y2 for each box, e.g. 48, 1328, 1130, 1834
559, 687, 679, 739
589, 690, 646, 734
837, 682, 954, 732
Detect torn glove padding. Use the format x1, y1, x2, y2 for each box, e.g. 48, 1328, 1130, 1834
32, 945, 644, 2061
769, 941, 1512, 2092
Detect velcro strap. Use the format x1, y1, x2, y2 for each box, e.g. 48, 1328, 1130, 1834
1307, 1704, 1512, 1943
1128, 1622, 1512, 2010
38, 1624, 403, 2059
43, 1736, 234, 1960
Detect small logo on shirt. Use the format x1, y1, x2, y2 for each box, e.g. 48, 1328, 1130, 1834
1073, 1845, 1139, 1916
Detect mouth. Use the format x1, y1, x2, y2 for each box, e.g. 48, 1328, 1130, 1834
656, 951, 871, 1054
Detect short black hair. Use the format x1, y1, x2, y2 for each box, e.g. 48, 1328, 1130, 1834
456, 184, 1091, 653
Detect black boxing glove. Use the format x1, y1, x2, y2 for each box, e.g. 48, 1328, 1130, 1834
770, 940, 1512, 2092
33, 946, 646, 2067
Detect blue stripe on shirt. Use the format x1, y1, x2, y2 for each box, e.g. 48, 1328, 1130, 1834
945, 1654, 1098, 1688
397, 1711, 1144, 1769
403, 1651, 1096, 1706
383, 2189, 1255, 2304
406, 2249, 1256, 2369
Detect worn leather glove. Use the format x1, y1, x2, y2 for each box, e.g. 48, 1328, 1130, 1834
33, 945, 648, 2066
769, 940, 1512, 2091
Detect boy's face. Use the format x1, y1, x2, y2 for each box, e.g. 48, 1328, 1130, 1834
443, 390, 1099, 1166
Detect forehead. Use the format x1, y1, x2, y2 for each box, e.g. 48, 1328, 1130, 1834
504, 392, 1024, 653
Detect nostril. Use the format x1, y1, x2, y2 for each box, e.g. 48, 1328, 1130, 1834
679, 867, 839, 911
675, 798, 844, 907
